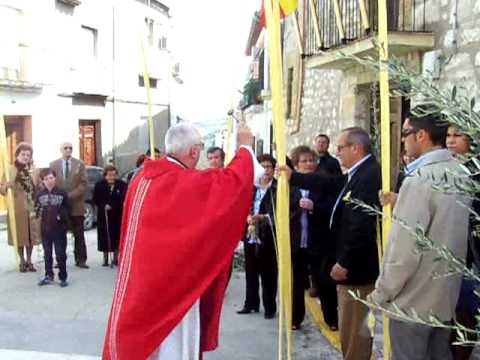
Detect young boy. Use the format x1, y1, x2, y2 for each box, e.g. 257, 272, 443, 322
36, 168, 69, 287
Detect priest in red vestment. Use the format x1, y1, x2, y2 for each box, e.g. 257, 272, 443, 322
102, 123, 259, 360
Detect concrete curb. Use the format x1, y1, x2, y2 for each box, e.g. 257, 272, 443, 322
305, 293, 341, 351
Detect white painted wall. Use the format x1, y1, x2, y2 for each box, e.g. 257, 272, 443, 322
0, 0, 174, 171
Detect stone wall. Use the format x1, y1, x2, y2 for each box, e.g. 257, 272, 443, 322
284, 0, 480, 154
286, 66, 372, 152
426, 0, 480, 105
286, 69, 343, 150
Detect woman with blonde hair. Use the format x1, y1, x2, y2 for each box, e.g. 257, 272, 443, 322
0, 142, 40, 272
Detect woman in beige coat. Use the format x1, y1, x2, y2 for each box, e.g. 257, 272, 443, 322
0, 142, 40, 272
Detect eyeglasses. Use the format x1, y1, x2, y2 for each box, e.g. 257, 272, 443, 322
63, 146, 73, 150
336, 144, 351, 152
401, 128, 418, 138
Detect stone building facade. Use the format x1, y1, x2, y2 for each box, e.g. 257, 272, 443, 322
283, 0, 480, 170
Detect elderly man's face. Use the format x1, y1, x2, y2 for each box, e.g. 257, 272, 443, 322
189, 134, 204, 168
61, 143, 73, 159
207, 150, 224, 169
335, 132, 356, 169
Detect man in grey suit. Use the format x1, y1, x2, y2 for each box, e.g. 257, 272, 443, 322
369, 111, 470, 359
50, 142, 89, 269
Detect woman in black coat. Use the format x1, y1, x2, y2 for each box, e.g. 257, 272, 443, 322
93, 165, 127, 267
289, 146, 325, 330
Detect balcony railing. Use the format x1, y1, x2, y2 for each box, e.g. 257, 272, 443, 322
303, 0, 427, 56
135, 0, 169, 15
0, 45, 44, 89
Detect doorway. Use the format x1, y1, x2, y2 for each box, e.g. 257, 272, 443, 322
0, 115, 32, 211
79, 120, 101, 166
364, 84, 409, 191
4, 115, 32, 164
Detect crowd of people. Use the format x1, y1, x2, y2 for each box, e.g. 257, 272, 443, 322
0, 142, 128, 287
235, 108, 478, 360
0, 110, 478, 359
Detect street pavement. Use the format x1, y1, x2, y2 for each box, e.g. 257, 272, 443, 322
0, 228, 341, 359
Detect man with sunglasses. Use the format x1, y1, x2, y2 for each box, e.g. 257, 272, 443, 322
50, 142, 89, 269
369, 110, 471, 359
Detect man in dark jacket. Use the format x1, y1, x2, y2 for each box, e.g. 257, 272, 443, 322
314, 134, 342, 177
285, 127, 381, 360
237, 154, 278, 319
311, 134, 342, 329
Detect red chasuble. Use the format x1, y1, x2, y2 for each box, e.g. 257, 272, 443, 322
102, 148, 254, 360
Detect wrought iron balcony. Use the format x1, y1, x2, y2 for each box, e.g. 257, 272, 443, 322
303, 0, 432, 62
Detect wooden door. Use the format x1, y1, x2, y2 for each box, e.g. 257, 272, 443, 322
4, 116, 32, 164
390, 97, 403, 191
1, 116, 32, 211
79, 120, 98, 166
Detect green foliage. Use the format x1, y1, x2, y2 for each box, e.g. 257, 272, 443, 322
343, 49, 480, 349
243, 79, 262, 107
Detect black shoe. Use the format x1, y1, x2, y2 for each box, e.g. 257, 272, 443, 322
26, 263, 37, 272
60, 280, 69, 288
38, 277, 53, 286
102, 262, 109, 267
264, 312, 276, 319
236, 307, 259, 314
76, 263, 90, 269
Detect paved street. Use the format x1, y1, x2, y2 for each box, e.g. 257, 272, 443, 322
0, 228, 340, 359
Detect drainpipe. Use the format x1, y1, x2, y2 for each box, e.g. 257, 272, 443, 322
111, 4, 116, 164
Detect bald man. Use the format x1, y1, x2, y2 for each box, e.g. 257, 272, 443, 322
50, 142, 89, 269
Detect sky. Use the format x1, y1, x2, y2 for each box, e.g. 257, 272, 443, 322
168, 0, 259, 126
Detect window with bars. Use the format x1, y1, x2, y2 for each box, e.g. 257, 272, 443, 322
138, 75, 158, 89
158, 36, 168, 50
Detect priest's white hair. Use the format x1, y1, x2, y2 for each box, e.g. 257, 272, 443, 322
165, 123, 201, 155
